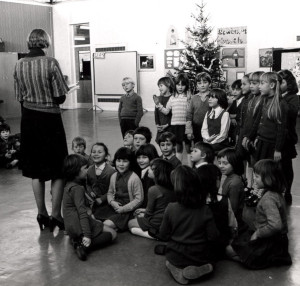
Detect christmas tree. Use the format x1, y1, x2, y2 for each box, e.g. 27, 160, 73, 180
175, 2, 226, 93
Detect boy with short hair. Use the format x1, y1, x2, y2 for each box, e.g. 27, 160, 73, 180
118, 77, 143, 137
0, 123, 19, 168
72, 136, 90, 162
190, 141, 215, 169
133, 126, 152, 151
158, 131, 181, 170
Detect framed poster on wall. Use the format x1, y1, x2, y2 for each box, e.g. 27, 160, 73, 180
138, 54, 155, 71
165, 49, 184, 69
221, 48, 245, 68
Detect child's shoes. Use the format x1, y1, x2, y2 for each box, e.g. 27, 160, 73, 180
182, 263, 213, 280
165, 260, 188, 285
75, 245, 87, 261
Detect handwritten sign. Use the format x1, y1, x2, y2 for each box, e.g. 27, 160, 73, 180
93, 52, 105, 59
217, 26, 247, 45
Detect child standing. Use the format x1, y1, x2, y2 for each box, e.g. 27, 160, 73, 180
128, 158, 175, 239
278, 69, 299, 204
62, 154, 116, 261
0, 123, 20, 168
158, 166, 219, 284
227, 159, 292, 269
154, 77, 174, 143
186, 72, 211, 143
217, 148, 245, 228
104, 147, 143, 232
86, 143, 116, 220
136, 143, 159, 207
201, 88, 231, 152
118, 77, 143, 137
157, 131, 181, 169
247, 72, 288, 163
190, 141, 215, 168
153, 73, 190, 162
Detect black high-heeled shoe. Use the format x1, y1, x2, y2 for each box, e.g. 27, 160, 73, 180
49, 216, 65, 232
37, 214, 50, 231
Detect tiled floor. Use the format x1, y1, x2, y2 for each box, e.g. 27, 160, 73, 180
1, 109, 300, 286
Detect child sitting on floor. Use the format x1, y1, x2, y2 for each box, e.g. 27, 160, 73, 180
190, 141, 215, 169
157, 131, 181, 170
128, 158, 175, 239
103, 147, 144, 232
62, 154, 116, 261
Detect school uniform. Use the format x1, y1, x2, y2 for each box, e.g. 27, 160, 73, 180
248, 97, 288, 162
154, 95, 172, 143
86, 163, 116, 220
107, 171, 143, 231
159, 203, 219, 268
201, 107, 230, 152
160, 154, 181, 170
140, 167, 155, 208
137, 185, 176, 232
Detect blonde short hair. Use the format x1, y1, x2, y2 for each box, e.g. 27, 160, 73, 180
122, 77, 135, 86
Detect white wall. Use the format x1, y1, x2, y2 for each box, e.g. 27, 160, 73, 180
52, 0, 300, 110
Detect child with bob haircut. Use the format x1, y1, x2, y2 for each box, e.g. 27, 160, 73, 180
153, 73, 191, 162
133, 126, 152, 151
154, 76, 174, 143
136, 143, 159, 207
118, 77, 143, 137
157, 131, 181, 170
227, 159, 292, 269
186, 72, 211, 143
104, 147, 144, 232
190, 141, 215, 168
201, 88, 231, 152
158, 165, 219, 284
217, 148, 244, 228
86, 142, 116, 220
128, 158, 175, 239
277, 69, 299, 204
62, 154, 117, 261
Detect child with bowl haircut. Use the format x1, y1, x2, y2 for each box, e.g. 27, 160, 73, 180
118, 77, 143, 138
190, 141, 215, 169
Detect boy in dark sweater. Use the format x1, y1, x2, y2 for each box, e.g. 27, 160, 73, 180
118, 77, 143, 137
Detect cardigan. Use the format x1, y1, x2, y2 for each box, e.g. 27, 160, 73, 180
86, 163, 116, 203
107, 171, 144, 212
154, 95, 172, 126
14, 49, 69, 114
255, 191, 288, 238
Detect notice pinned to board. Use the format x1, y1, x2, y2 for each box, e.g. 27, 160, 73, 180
217, 26, 247, 45
94, 52, 105, 59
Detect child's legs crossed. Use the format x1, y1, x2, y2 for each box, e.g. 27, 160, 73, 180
128, 218, 140, 230
103, 219, 117, 230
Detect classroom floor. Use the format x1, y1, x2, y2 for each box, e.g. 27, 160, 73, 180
1, 109, 300, 286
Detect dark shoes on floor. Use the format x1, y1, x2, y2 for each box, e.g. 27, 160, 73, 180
154, 244, 166, 255
75, 245, 87, 261
166, 260, 214, 285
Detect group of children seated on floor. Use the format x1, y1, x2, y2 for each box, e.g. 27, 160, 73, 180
0, 116, 20, 169
63, 123, 292, 284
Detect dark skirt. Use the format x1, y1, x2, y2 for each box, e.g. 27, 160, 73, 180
166, 240, 214, 268
20, 107, 68, 181
253, 139, 275, 162
232, 233, 292, 269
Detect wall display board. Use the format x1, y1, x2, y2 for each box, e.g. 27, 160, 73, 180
93, 51, 138, 103
221, 48, 245, 68
165, 49, 184, 69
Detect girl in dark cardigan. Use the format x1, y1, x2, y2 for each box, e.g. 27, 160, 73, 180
63, 154, 116, 261
128, 158, 175, 239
